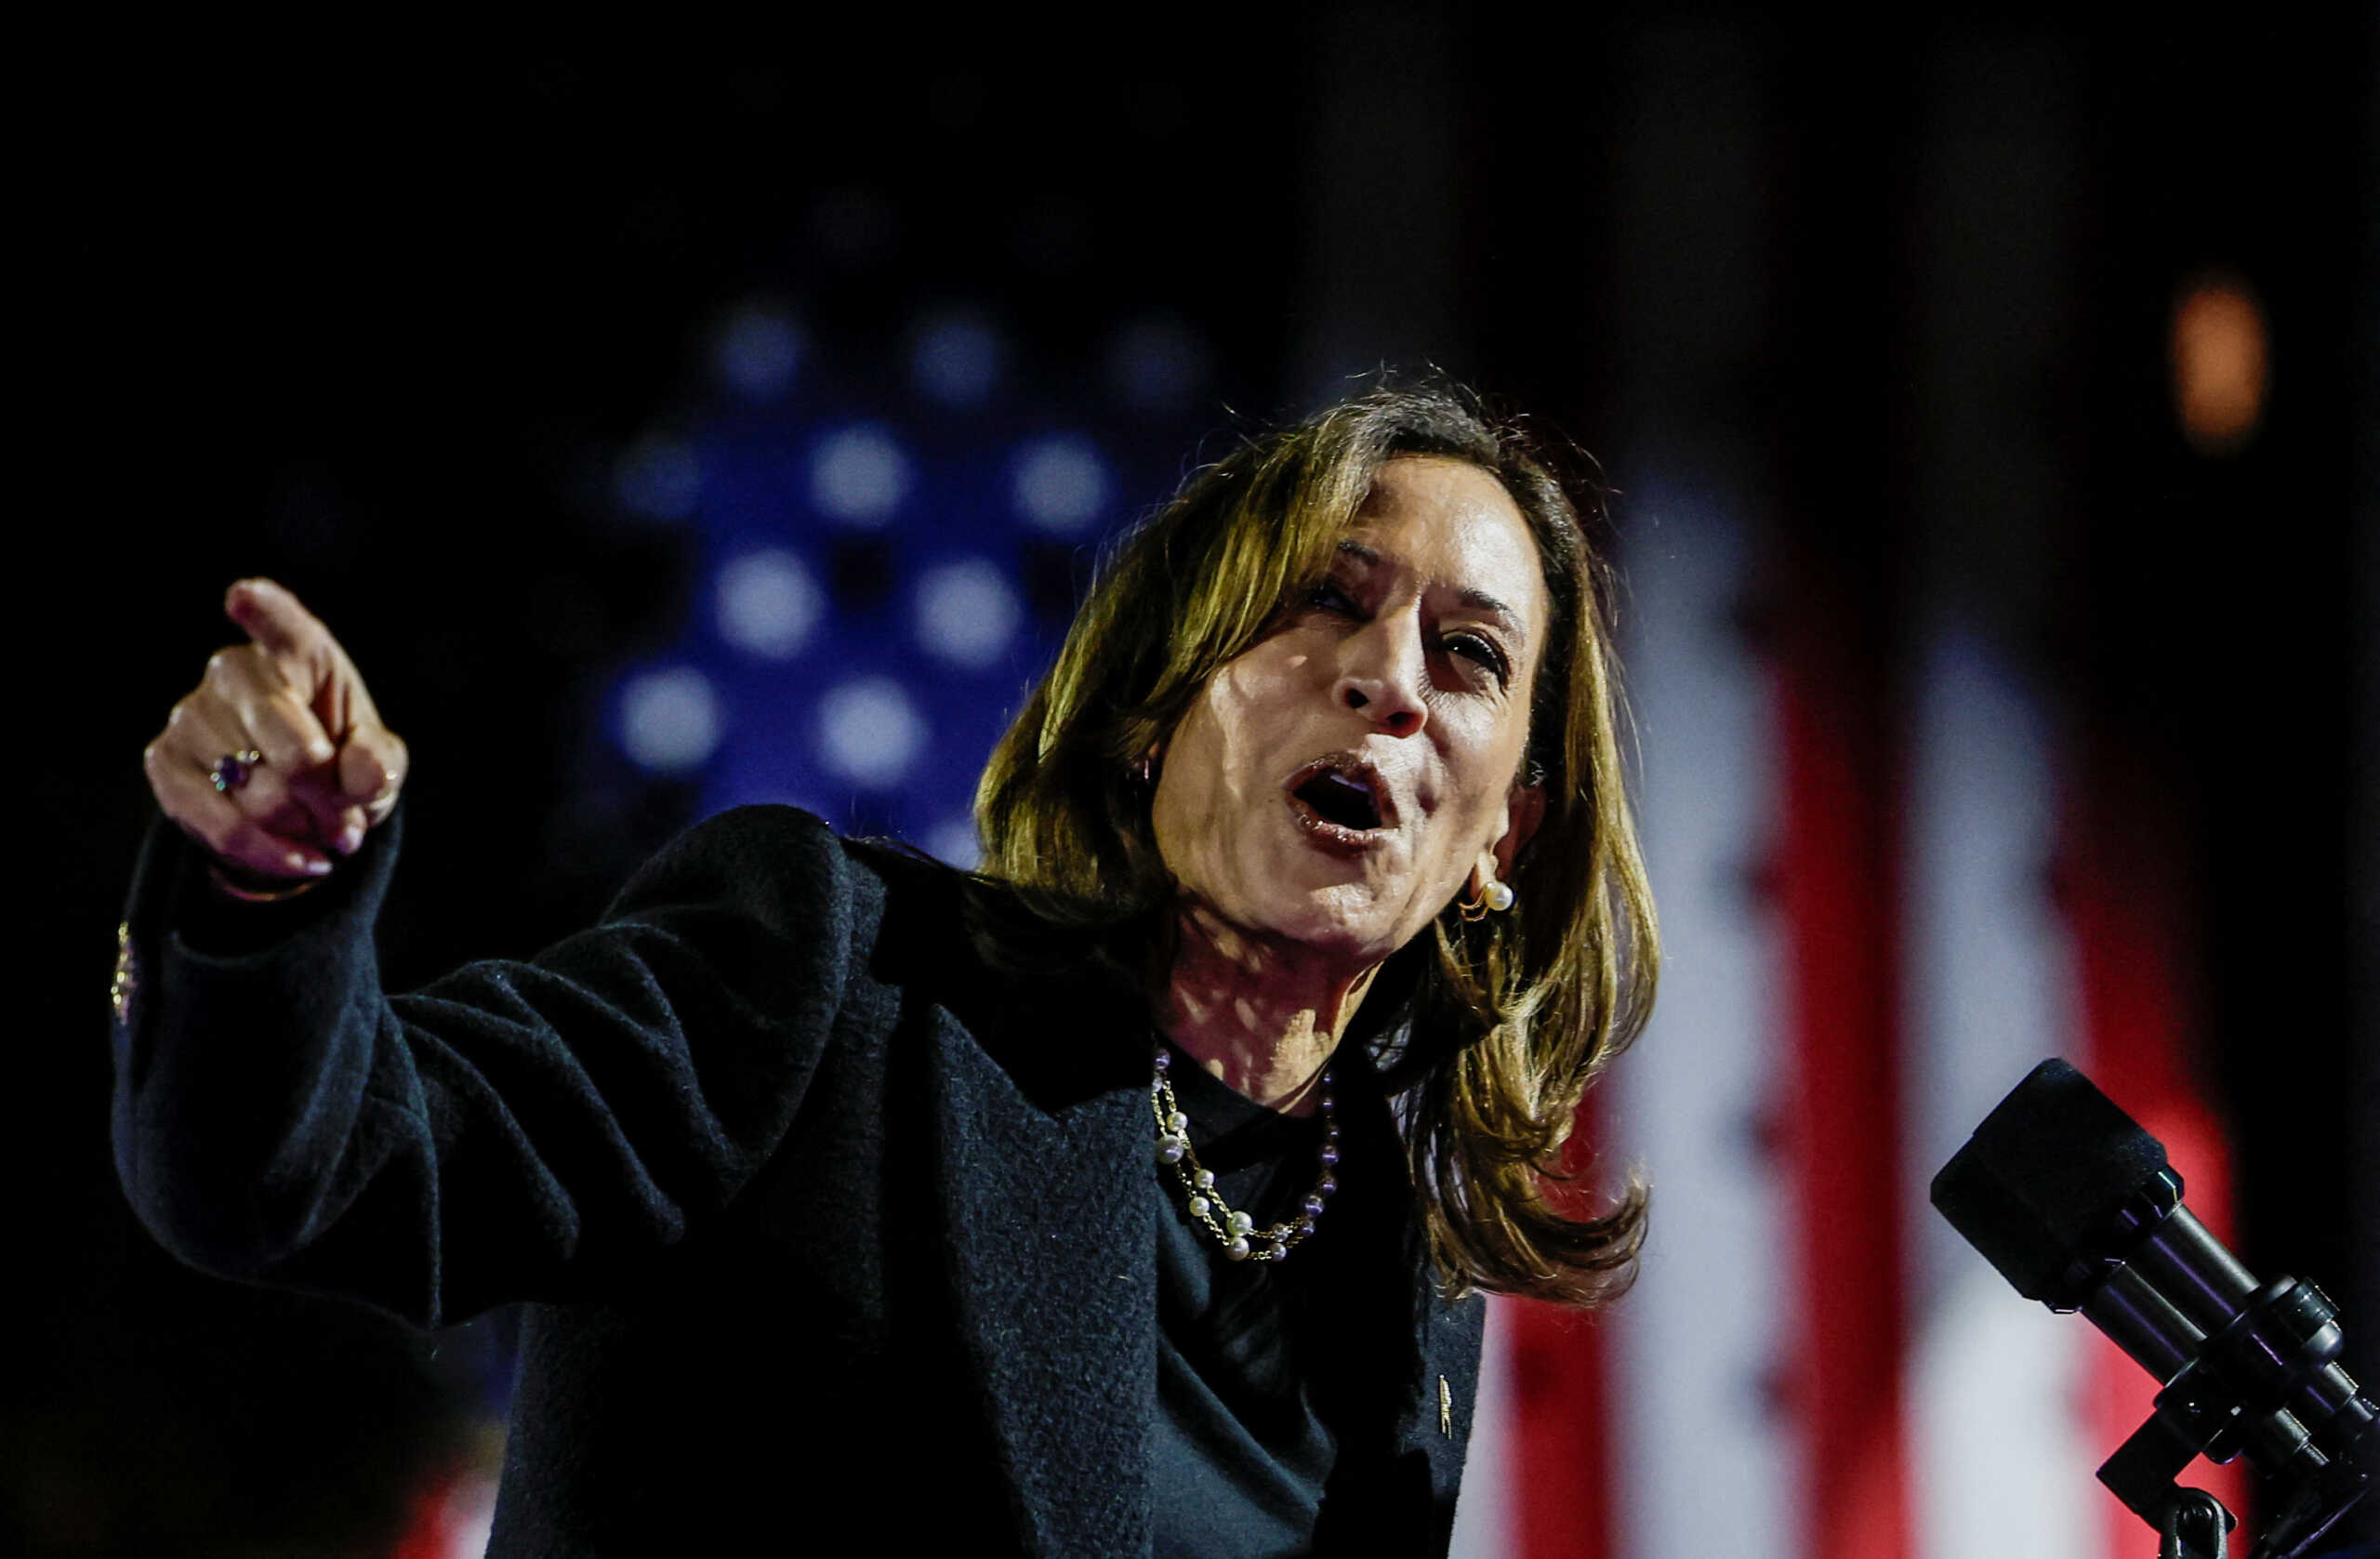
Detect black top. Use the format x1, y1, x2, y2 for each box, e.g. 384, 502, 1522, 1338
1153, 1041, 1415, 1556
110, 805, 1487, 1556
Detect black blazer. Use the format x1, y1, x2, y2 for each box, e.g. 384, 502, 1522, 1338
111, 805, 1486, 1555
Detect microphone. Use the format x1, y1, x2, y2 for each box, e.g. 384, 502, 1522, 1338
1931, 1059, 2374, 1559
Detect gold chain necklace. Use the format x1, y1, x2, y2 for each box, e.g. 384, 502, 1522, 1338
1151, 1044, 1339, 1262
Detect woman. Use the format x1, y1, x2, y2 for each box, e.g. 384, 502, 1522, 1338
117, 383, 1658, 1555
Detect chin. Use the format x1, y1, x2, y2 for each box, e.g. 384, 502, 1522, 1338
1262, 881, 1415, 964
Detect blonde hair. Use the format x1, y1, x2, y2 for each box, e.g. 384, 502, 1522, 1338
974, 379, 1657, 1307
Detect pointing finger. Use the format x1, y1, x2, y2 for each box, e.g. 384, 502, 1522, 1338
224, 577, 333, 678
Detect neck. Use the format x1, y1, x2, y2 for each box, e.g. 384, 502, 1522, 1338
1154, 900, 1376, 1116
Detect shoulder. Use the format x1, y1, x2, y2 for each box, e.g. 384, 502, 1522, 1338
656, 805, 961, 895
612, 804, 987, 960
621, 806, 1131, 1007
605, 805, 851, 924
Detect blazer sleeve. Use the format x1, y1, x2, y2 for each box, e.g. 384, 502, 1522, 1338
111, 803, 857, 1330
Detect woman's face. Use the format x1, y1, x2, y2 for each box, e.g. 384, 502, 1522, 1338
1151, 456, 1551, 969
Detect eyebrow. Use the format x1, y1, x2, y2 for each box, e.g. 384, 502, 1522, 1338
1335, 539, 1527, 637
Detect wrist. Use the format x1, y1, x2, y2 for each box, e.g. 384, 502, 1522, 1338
206, 860, 325, 904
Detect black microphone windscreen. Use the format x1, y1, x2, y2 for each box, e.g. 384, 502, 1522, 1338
1930, 1059, 2175, 1305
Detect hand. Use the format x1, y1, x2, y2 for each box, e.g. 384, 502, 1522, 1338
144, 579, 410, 882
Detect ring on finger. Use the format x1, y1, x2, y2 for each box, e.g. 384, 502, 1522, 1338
209, 749, 266, 794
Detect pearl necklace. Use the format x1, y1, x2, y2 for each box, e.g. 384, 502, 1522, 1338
1151, 1044, 1339, 1262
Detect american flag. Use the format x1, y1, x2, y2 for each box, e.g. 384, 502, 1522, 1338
1448, 504, 2251, 1559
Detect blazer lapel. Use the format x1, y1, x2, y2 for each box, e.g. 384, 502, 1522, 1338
927, 997, 1156, 1558
1408, 1286, 1488, 1507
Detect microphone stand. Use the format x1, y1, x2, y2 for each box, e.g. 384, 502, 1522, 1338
2076, 1179, 2372, 1558
2162, 1491, 2230, 1559
1930, 1062, 2375, 1559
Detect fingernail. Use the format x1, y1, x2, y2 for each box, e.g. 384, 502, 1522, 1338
295, 853, 335, 876
334, 826, 364, 855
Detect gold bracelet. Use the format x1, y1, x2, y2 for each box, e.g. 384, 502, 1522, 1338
206, 864, 324, 904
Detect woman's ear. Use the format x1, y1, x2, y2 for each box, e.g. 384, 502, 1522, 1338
1489, 783, 1545, 881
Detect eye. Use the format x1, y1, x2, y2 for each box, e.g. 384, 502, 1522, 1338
1305, 579, 1360, 615
1445, 630, 1510, 684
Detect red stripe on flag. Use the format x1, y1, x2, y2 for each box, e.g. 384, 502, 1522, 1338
1509, 1089, 1620, 1559
1774, 620, 1913, 1559
1507, 1299, 1613, 1559
2061, 756, 2254, 1554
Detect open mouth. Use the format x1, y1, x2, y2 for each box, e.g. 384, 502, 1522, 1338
1286, 757, 1395, 844
1296, 770, 1382, 830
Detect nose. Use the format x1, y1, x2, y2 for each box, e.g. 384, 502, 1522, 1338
1334, 614, 1428, 738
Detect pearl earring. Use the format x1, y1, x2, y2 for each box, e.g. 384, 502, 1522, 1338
1458, 877, 1516, 922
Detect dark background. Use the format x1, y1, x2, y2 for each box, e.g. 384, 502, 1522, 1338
17, 11, 2376, 1553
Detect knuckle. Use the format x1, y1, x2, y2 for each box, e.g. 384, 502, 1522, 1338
241, 775, 290, 815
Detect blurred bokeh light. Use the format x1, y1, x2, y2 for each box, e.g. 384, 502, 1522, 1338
2171, 273, 2270, 455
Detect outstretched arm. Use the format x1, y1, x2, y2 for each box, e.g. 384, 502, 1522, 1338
117, 583, 856, 1329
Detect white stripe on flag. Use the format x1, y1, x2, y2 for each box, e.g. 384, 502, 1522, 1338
1610, 501, 1800, 1558
1902, 619, 2104, 1559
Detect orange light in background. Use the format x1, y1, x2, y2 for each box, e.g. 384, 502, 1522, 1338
2170, 273, 2269, 455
